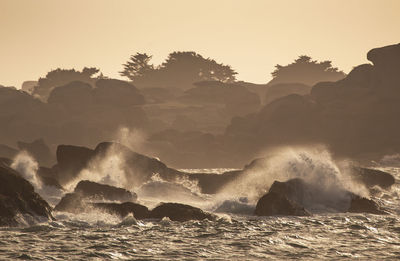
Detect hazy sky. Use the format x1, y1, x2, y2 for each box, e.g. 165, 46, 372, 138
1, 0, 399, 88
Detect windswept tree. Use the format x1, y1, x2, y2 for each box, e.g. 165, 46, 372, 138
120, 51, 237, 89
268, 55, 346, 86
32, 67, 103, 101
119, 52, 155, 81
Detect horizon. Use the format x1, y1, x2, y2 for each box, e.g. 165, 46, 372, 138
1, 0, 400, 88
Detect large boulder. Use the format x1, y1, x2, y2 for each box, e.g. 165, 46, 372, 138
74, 180, 137, 202
264, 83, 311, 104
94, 79, 145, 107
17, 138, 54, 167
55, 145, 95, 184
53, 193, 83, 213
36, 167, 63, 190
351, 167, 395, 189
348, 195, 387, 215
149, 202, 215, 222
255, 191, 310, 216
0, 163, 53, 226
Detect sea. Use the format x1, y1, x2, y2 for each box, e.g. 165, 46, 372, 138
1, 152, 400, 260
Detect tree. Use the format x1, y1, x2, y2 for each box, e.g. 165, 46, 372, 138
119, 53, 155, 81
120, 51, 237, 89
269, 55, 346, 86
32, 67, 102, 101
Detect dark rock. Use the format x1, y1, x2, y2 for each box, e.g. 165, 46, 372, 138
0, 157, 12, 166
53, 193, 84, 213
0, 144, 18, 159
47, 81, 94, 112
348, 195, 387, 215
36, 167, 63, 190
74, 180, 136, 202
91, 202, 149, 219
94, 79, 145, 107
0, 162, 53, 226
94, 142, 184, 186
150, 202, 215, 222
264, 83, 311, 104
17, 138, 54, 167
55, 145, 95, 185
351, 167, 395, 189
254, 191, 310, 216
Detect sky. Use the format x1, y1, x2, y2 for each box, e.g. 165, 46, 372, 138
0, 0, 399, 88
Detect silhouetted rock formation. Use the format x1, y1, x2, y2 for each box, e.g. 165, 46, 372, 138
348, 195, 387, 215
0, 144, 17, 159
54, 193, 84, 213
181, 81, 261, 116
150, 203, 215, 221
189, 170, 241, 194
17, 139, 54, 167
92, 202, 149, 219
0, 162, 53, 226
55, 145, 94, 185
255, 191, 311, 216
74, 180, 137, 202
254, 178, 386, 216
36, 167, 63, 190
264, 83, 311, 104
224, 43, 400, 165
350, 167, 395, 189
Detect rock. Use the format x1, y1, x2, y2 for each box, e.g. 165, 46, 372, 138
17, 138, 54, 167
21, 81, 38, 94
254, 191, 310, 216
0, 157, 12, 166
94, 79, 145, 107
74, 180, 136, 202
150, 202, 215, 221
0, 162, 53, 226
47, 81, 94, 112
55, 145, 95, 185
264, 83, 311, 104
0, 144, 18, 159
351, 167, 395, 189
347, 195, 387, 215
36, 167, 63, 190
91, 202, 149, 219
94, 142, 184, 186
54, 193, 84, 213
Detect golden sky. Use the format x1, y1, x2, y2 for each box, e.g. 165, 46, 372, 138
0, 0, 399, 88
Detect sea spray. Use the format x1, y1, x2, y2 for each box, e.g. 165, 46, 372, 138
11, 151, 41, 190
217, 147, 369, 212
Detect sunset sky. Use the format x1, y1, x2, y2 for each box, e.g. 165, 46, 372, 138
1, 0, 399, 88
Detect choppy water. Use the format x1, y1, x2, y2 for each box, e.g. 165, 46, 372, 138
1, 167, 400, 260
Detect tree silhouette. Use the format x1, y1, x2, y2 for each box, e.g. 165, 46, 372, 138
269, 55, 346, 86
119, 53, 155, 81
32, 67, 102, 101
121, 51, 237, 89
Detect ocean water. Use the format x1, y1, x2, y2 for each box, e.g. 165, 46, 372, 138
1, 165, 400, 260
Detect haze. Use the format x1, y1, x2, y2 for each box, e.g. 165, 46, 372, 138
1, 0, 399, 88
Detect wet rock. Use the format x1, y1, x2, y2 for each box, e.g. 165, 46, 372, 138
55, 145, 95, 184
17, 139, 54, 167
347, 195, 387, 215
150, 202, 215, 221
54, 193, 84, 213
254, 191, 310, 216
74, 180, 136, 202
0, 162, 53, 226
36, 167, 63, 190
92, 202, 149, 219
351, 167, 395, 189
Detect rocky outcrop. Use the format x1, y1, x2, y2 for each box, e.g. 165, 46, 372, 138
36, 167, 63, 190
254, 178, 386, 216
150, 203, 215, 222
17, 139, 54, 167
74, 180, 137, 202
255, 191, 310, 216
264, 83, 311, 104
348, 195, 387, 215
351, 167, 395, 189
55, 145, 94, 185
0, 162, 53, 226
53, 193, 84, 213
